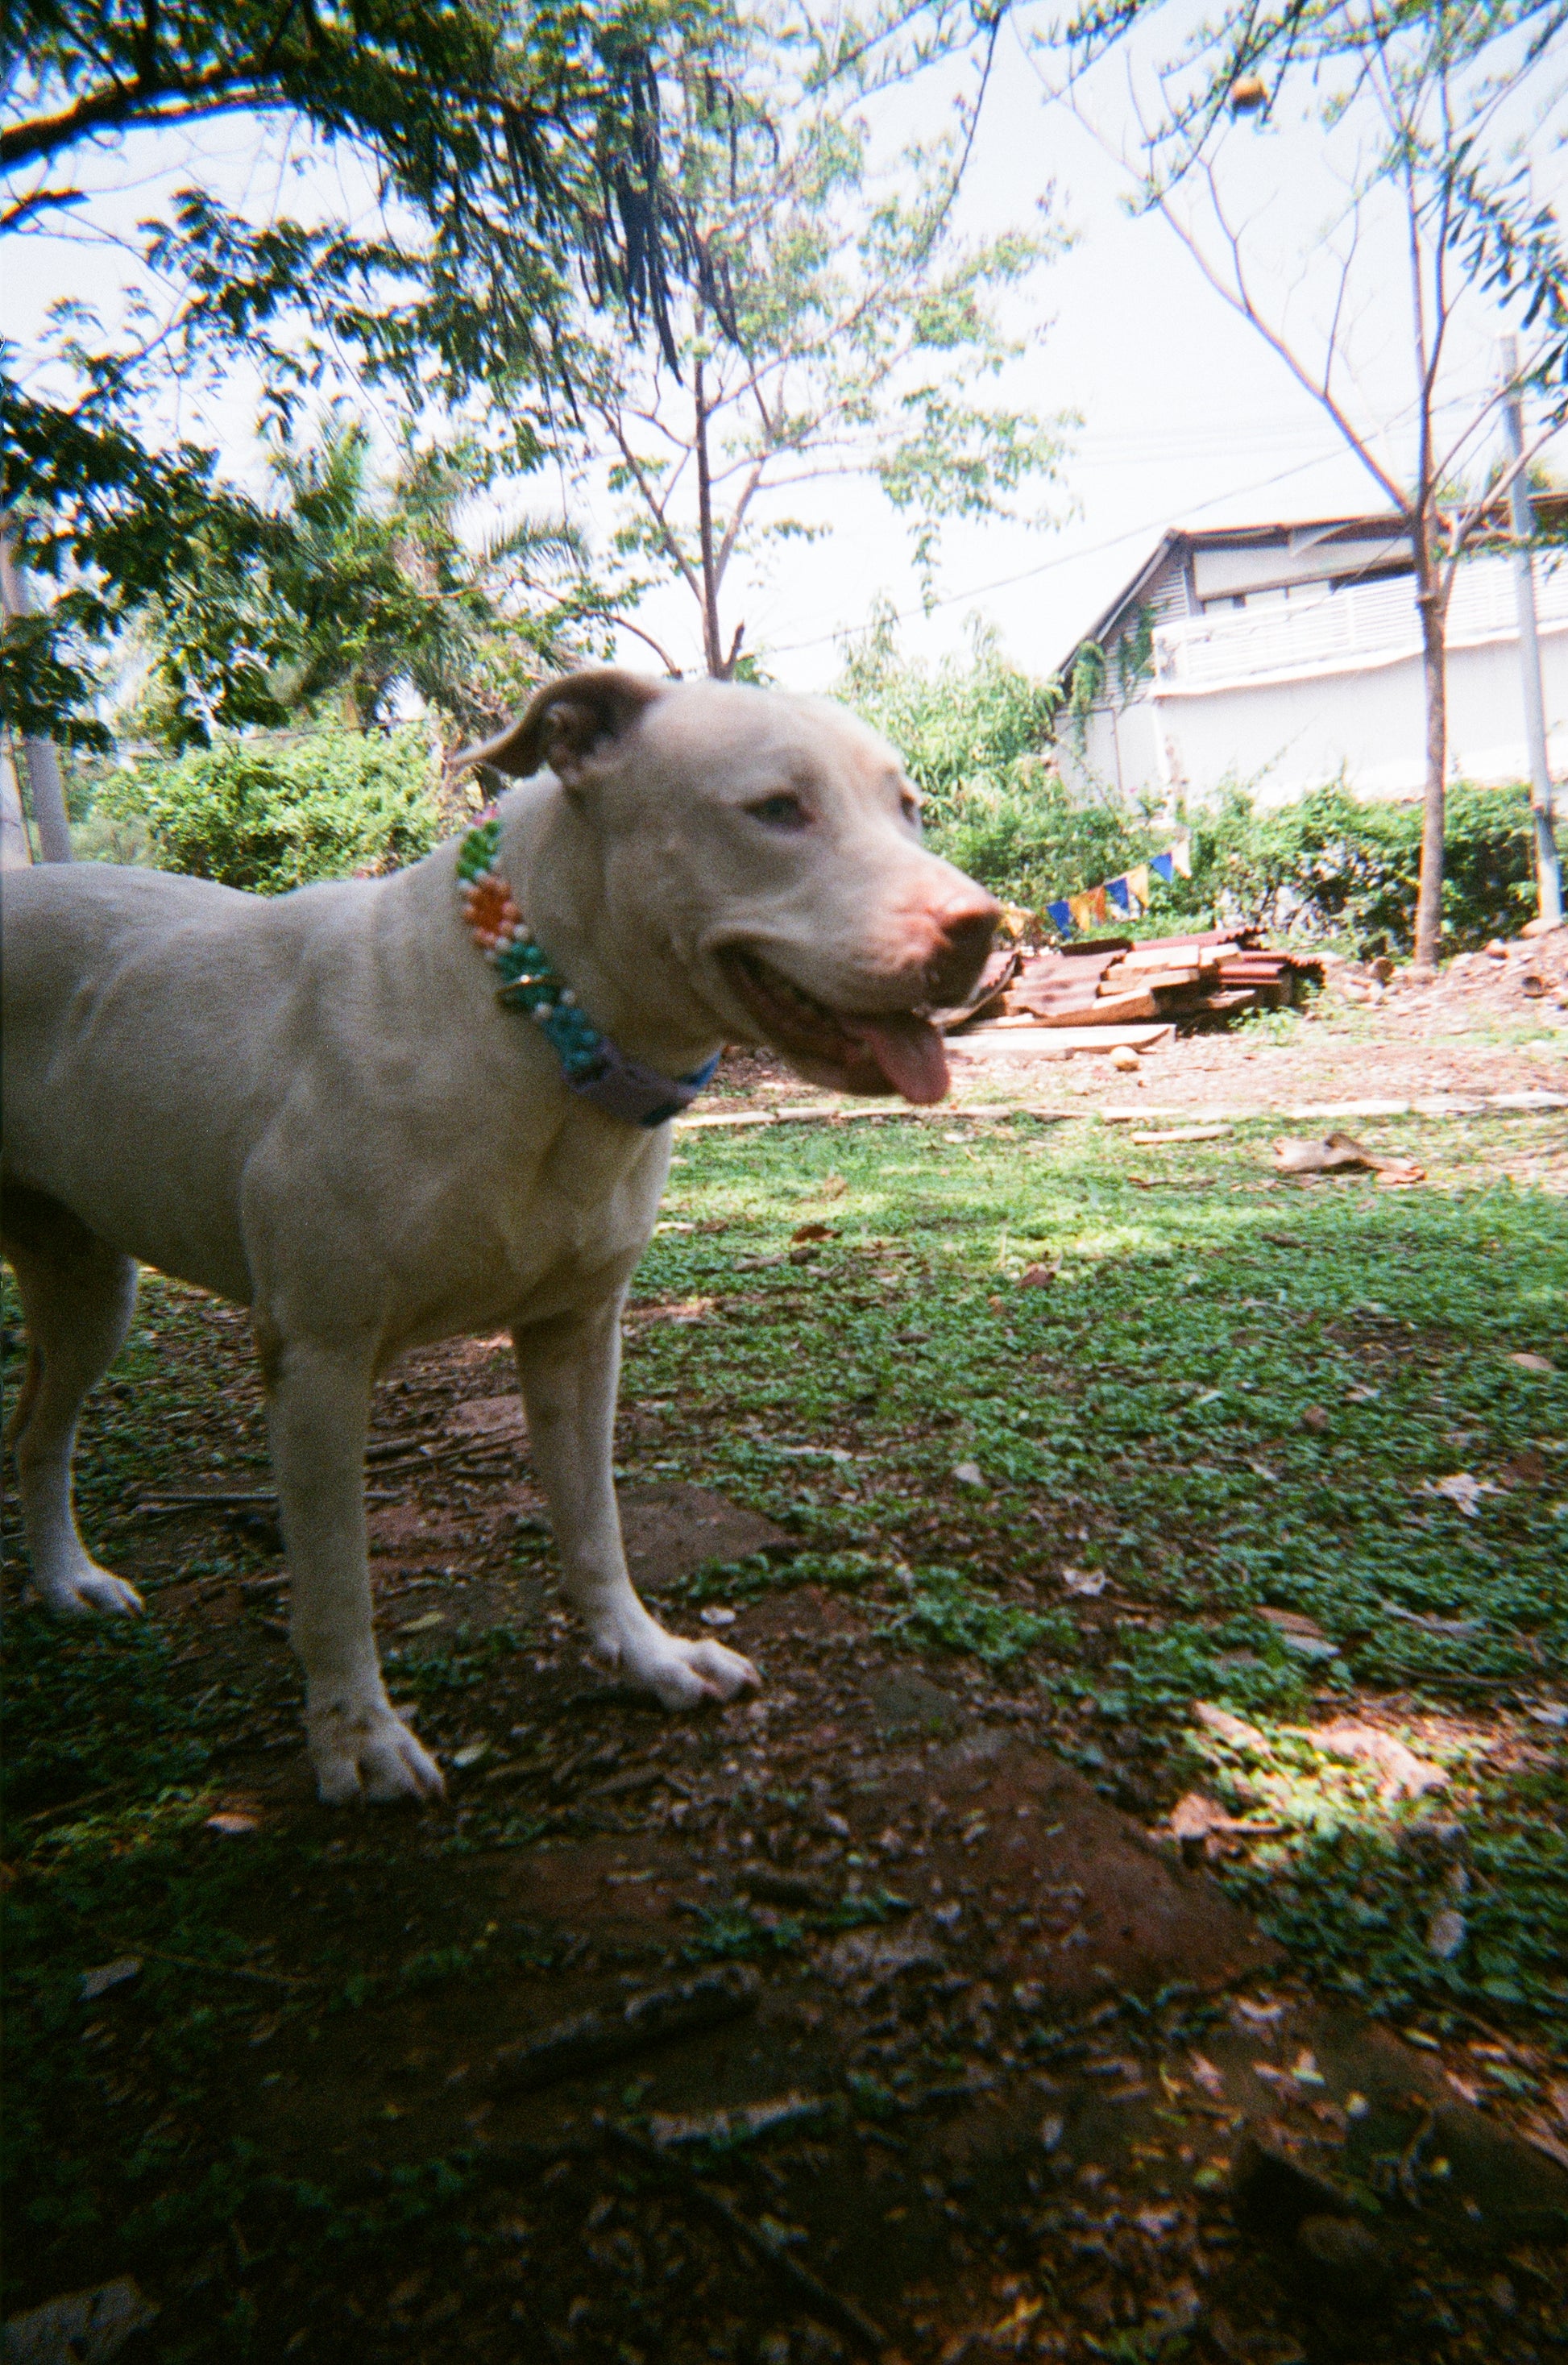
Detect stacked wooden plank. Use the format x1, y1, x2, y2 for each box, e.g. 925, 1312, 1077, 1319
947, 927, 1321, 1036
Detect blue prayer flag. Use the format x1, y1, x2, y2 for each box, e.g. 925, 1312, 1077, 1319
1151, 852, 1176, 884
1046, 898, 1074, 934
1106, 875, 1132, 914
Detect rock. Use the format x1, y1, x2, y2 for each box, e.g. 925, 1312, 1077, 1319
1232, 2133, 1349, 2235
1293, 2212, 1392, 2303
1427, 1907, 1466, 1960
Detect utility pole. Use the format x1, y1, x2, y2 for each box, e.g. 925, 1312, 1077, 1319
1500, 338, 1562, 927
0, 520, 74, 861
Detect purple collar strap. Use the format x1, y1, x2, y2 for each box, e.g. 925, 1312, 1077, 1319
570, 1044, 722, 1128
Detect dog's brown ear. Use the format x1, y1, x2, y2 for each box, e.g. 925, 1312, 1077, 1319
453, 670, 668, 788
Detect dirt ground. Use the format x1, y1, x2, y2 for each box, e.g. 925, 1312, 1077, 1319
4, 934, 1567, 2363
710, 929, 1568, 1130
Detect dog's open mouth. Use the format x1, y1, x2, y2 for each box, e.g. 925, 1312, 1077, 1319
718, 949, 949, 1105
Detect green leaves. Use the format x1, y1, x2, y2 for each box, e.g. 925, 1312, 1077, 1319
92, 724, 442, 892
878, 1566, 1072, 1667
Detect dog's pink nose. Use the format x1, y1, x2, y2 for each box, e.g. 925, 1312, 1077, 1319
923, 894, 1001, 1005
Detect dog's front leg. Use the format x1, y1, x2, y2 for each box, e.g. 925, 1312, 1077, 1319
512, 1301, 758, 1707
264, 1333, 445, 1804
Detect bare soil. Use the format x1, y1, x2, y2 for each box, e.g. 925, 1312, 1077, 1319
713, 932, 1568, 1132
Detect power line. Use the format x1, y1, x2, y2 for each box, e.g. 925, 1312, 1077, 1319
764, 444, 1371, 658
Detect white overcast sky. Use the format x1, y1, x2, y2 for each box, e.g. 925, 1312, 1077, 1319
10, 7, 1563, 693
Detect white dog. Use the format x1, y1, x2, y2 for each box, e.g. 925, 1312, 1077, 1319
2, 670, 998, 1803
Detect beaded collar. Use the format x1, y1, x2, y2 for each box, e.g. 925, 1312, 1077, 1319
456, 815, 719, 1128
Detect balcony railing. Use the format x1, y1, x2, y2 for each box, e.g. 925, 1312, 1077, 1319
1153, 554, 1568, 690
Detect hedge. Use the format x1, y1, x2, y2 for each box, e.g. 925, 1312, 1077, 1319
92, 725, 442, 894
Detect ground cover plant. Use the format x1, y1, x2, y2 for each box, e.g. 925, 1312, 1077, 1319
2, 1107, 1566, 2359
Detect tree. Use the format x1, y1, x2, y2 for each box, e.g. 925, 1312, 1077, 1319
2, 2, 1014, 743
132, 409, 606, 747
556, 31, 1073, 677
1033, 0, 1568, 966
0, 0, 731, 747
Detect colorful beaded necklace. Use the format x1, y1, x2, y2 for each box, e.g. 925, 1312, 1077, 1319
456, 815, 719, 1128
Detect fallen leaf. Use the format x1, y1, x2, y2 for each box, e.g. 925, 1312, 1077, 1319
1301, 1405, 1329, 1433
989, 2297, 1043, 2338
1273, 1131, 1373, 1174
1193, 1703, 1269, 1751
1017, 1263, 1057, 1288
1258, 1606, 1340, 1661
1510, 1351, 1556, 1374
1520, 2123, 1568, 2173
1313, 1722, 1447, 1799
1258, 1607, 1327, 1640
400, 1610, 446, 1633
1061, 1566, 1106, 1596
1429, 1472, 1495, 1517
792, 1222, 834, 1243
205, 1811, 259, 1836
699, 1605, 737, 1627
1169, 1792, 1234, 1841
1499, 1449, 1546, 1487
1188, 2051, 1226, 2099
1529, 1701, 1568, 1728
79, 1957, 141, 2002
450, 1743, 488, 1770
952, 1461, 985, 1488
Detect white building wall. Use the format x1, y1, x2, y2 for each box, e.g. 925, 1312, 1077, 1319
1059, 554, 1568, 810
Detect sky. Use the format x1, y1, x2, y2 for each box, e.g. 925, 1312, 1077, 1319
9, 7, 1564, 697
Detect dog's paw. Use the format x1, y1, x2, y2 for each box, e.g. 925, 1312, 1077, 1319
36, 1564, 144, 1618
308, 1697, 446, 1807
628, 1633, 761, 1709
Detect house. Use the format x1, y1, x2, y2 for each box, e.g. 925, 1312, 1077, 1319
1055, 500, 1568, 808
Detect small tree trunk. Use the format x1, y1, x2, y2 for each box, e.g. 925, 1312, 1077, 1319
1412, 528, 1448, 972
693, 358, 726, 678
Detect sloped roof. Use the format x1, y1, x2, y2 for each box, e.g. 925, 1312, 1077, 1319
1055, 494, 1568, 685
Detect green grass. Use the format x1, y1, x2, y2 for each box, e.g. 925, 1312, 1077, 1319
3, 1105, 1566, 2347
635, 1110, 1568, 2039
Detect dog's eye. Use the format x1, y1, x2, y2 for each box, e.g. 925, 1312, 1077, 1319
746, 794, 810, 831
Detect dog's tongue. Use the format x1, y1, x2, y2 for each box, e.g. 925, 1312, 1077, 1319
850, 1013, 950, 1105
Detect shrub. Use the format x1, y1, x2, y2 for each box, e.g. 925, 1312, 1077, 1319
1165, 781, 1538, 956
934, 775, 1536, 957
93, 725, 442, 893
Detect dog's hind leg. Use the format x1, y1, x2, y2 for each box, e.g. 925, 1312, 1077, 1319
2, 1184, 143, 1615
259, 1326, 445, 1806
512, 1298, 759, 1708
